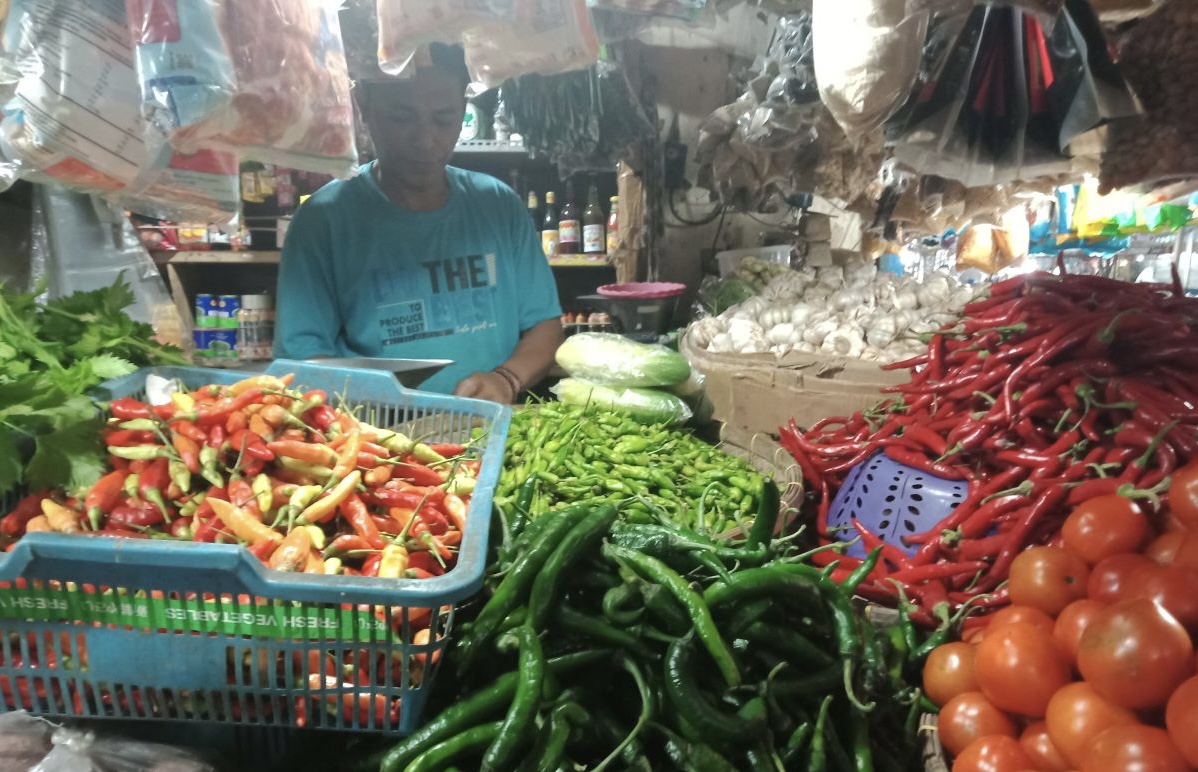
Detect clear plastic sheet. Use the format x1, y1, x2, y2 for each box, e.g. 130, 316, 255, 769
33, 186, 177, 334
589, 0, 709, 21
376, 0, 600, 89
129, 0, 358, 178
887, 0, 1138, 187
0, 0, 239, 222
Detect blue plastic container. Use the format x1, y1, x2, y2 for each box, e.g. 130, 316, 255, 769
0, 360, 510, 735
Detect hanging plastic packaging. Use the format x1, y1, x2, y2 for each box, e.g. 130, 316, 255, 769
813, 0, 930, 140
464, 0, 601, 89
588, 0, 708, 21
0, 0, 240, 222
376, 0, 600, 89
128, 0, 358, 178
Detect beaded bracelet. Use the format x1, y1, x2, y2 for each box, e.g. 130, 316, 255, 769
493, 365, 522, 400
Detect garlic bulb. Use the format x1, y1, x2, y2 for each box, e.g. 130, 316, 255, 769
804, 318, 839, 347
767, 322, 796, 346
708, 332, 734, 353
866, 315, 899, 348
822, 327, 866, 358
790, 303, 814, 327
690, 317, 726, 348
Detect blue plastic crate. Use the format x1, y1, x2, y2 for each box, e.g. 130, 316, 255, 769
0, 360, 510, 735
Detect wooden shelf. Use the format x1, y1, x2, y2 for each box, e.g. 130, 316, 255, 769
164, 250, 281, 265
454, 139, 529, 157
549, 257, 612, 268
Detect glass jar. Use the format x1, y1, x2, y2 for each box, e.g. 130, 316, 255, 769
236, 293, 275, 361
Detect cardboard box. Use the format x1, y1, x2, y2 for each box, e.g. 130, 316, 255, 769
681, 327, 909, 436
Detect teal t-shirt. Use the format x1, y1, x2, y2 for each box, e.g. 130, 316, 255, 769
274, 163, 562, 393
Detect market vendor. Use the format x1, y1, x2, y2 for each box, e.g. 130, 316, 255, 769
274, 44, 564, 403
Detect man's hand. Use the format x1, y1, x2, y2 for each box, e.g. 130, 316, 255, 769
454, 371, 516, 404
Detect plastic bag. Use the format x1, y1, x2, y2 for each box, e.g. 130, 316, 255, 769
813, 0, 930, 139
34, 186, 183, 345
589, 0, 708, 21
552, 378, 694, 426
129, 0, 358, 178
376, 0, 600, 89
465, 0, 600, 89
0, 0, 240, 222
0, 711, 53, 769
555, 332, 692, 388
1099, 0, 1198, 194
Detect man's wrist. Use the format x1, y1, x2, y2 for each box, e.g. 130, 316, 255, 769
492, 366, 522, 400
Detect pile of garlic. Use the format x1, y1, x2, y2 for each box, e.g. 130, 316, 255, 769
689, 262, 977, 363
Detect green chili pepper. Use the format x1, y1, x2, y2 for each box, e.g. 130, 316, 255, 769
403, 721, 503, 772
746, 478, 779, 551
601, 583, 644, 626
660, 723, 740, 772
510, 475, 538, 536
663, 636, 763, 744
808, 696, 833, 771
556, 606, 654, 661
168, 460, 191, 494
516, 701, 587, 772
528, 505, 617, 629
107, 445, 172, 461
457, 505, 591, 672
742, 622, 835, 669
481, 626, 544, 772
118, 419, 160, 431
703, 566, 823, 611
377, 650, 607, 772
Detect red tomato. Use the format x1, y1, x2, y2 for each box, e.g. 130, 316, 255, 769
924, 642, 980, 707
1146, 531, 1187, 566
952, 736, 1035, 772
1086, 553, 1152, 603
978, 605, 1056, 639
1077, 598, 1195, 709
1168, 461, 1198, 532
939, 692, 1019, 757
1130, 564, 1198, 632
1044, 681, 1139, 768
1052, 599, 1108, 667
1165, 676, 1198, 767
976, 622, 1071, 717
1082, 725, 1189, 772
1009, 547, 1090, 616
1061, 495, 1148, 564
1019, 721, 1070, 772
1170, 533, 1198, 571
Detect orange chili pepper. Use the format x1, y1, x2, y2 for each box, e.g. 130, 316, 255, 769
297, 471, 361, 525
269, 527, 313, 572
172, 433, 201, 473
208, 499, 282, 545
364, 465, 393, 487
442, 494, 468, 533
248, 413, 273, 439
268, 440, 338, 468
333, 430, 363, 479
226, 410, 249, 434
40, 500, 80, 534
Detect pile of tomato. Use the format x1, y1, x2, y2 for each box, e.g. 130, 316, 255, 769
923, 464, 1198, 771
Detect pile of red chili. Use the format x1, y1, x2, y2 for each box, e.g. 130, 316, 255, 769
1, 373, 479, 583
781, 269, 1198, 617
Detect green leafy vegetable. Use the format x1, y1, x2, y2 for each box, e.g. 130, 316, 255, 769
0, 276, 186, 496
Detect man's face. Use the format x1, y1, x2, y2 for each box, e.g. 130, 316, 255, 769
363, 71, 465, 186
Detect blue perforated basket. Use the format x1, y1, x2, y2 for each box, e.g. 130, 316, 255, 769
827, 451, 969, 560
0, 360, 510, 735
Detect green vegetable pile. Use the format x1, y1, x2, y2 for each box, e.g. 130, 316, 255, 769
0, 278, 185, 496
362, 501, 936, 771
495, 403, 765, 535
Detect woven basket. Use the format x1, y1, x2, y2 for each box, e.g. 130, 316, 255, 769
718, 425, 805, 532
